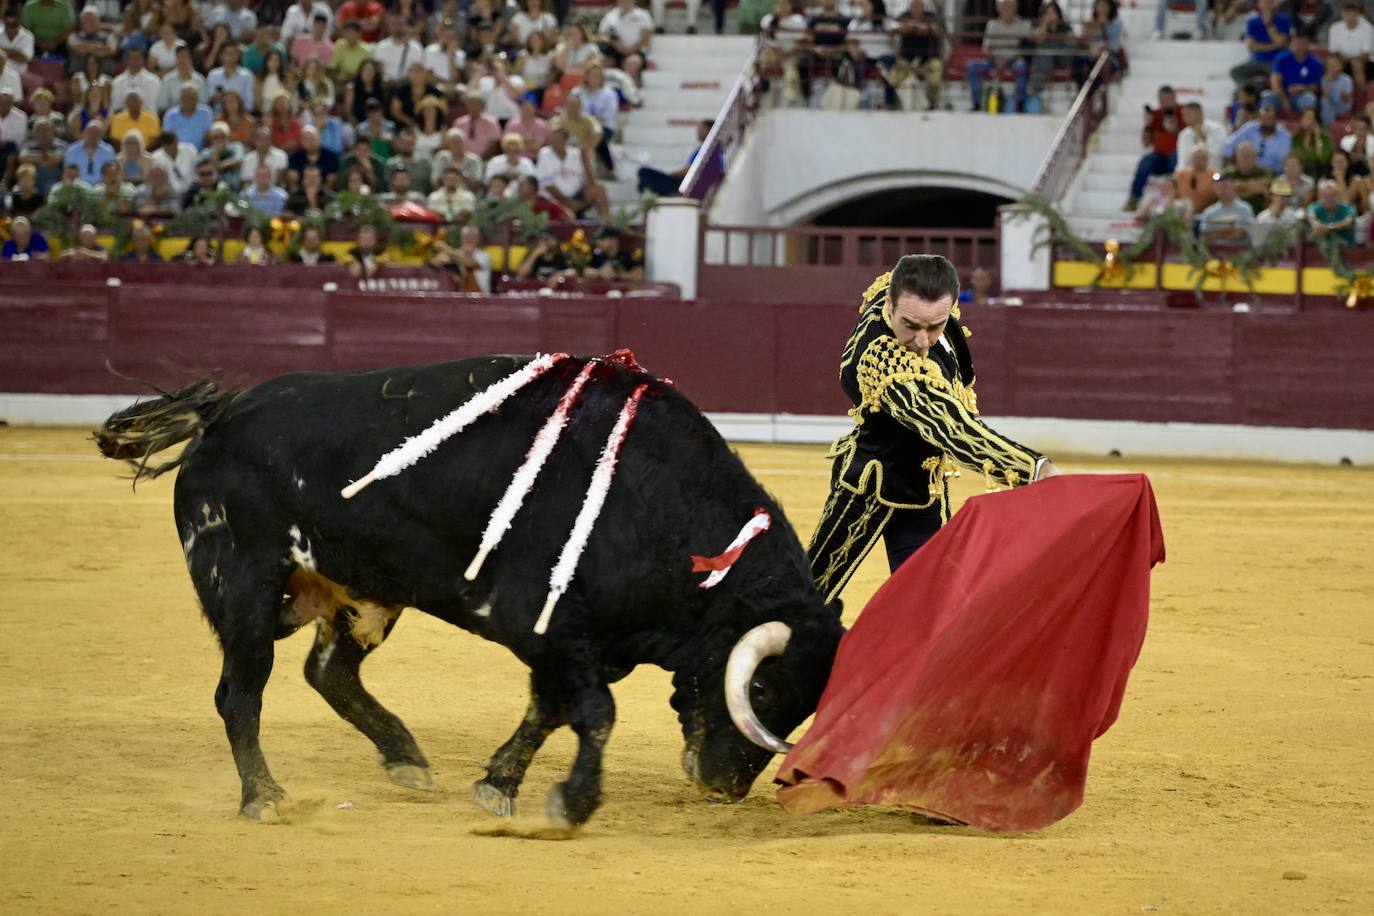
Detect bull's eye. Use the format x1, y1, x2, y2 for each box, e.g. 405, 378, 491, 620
750, 678, 776, 710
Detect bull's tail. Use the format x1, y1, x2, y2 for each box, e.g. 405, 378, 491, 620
94, 377, 240, 484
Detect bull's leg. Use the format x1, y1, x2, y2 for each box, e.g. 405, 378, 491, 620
303, 614, 433, 791
472, 674, 564, 818
207, 572, 289, 820
546, 680, 616, 828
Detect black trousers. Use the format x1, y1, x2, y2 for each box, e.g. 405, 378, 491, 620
882, 505, 944, 573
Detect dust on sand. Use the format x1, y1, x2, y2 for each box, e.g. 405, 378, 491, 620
1, 429, 1370, 915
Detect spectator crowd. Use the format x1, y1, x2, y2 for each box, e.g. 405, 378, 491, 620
1127, 0, 1374, 248
0, 0, 662, 283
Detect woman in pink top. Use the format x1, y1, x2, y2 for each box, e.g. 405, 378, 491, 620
506, 96, 549, 157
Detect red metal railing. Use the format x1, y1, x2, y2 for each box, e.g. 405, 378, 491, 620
679, 36, 762, 201
1029, 51, 1112, 202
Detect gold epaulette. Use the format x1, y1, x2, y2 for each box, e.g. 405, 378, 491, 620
859, 271, 892, 312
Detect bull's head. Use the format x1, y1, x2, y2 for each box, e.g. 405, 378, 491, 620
674, 607, 843, 803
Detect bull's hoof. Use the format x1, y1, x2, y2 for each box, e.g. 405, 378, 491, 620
545, 784, 572, 829
472, 778, 517, 818
386, 764, 434, 792
239, 793, 287, 823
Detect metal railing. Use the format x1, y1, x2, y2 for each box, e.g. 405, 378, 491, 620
1029, 51, 1112, 202
679, 36, 763, 201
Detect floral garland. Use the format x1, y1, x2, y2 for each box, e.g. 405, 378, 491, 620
1012, 193, 1362, 304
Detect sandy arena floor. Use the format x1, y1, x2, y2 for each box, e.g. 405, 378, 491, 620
1, 427, 1371, 915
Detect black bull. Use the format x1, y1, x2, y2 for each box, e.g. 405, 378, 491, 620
96, 355, 844, 826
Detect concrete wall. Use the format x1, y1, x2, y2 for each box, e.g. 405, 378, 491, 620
708, 111, 1063, 226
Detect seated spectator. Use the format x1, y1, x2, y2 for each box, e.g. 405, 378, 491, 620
1230, 0, 1290, 89
0, 49, 20, 104
47, 163, 93, 204
157, 45, 207, 114
347, 222, 386, 279
1308, 178, 1359, 244
426, 165, 477, 220
67, 84, 108, 139
349, 60, 389, 126
1328, 1, 1374, 101
479, 56, 527, 126
372, 15, 423, 84
135, 163, 181, 215
285, 163, 333, 217
1226, 85, 1259, 130
0, 8, 33, 79
1224, 104, 1291, 175
598, 0, 653, 68
209, 0, 257, 43
515, 230, 573, 282
588, 227, 643, 281
243, 163, 288, 216
240, 125, 287, 187
162, 85, 213, 150
555, 21, 602, 73
255, 49, 292, 117
331, 20, 374, 82
219, 89, 256, 145
338, 0, 386, 43
1226, 141, 1274, 212
282, 1, 332, 47
1176, 102, 1226, 174
796, 0, 848, 104
886, 0, 944, 111
198, 121, 245, 189
484, 132, 537, 184
637, 118, 720, 199
958, 266, 995, 305
1252, 178, 1301, 244
453, 93, 503, 158
116, 130, 152, 185
341, 165, 370, 194
433, 128, 484, 192
67, 6, 117, 78
19, 119, 66, 196
236, 223, 274, 265
208, 44, 256, 114
392, 61, 445, 131
1125, 85, 1181, 211
61, 223, 109, 261
109, 90, 160, 148
27, 88, 66, 140
303, 98, 346, 156
111, 48, 160, 112
509, 172, 570, 220
176, 235, 219, 265
967, 0, 1031, 113
147, 22, 183, 74
19, 0, 74, 59
340, 136, 387, 192
1026, 1, 1076, 110
266, 93, 302, 152
1325, 147, 1368, 216
412, 96, 448, 159
0, 86, 23, 181
1135, 174, 1190, 225
289, 224, 336, 265
287, 124, 339, 189
517, 32, 555, 103
357, 97, 396, 158
375, 163, 424, 205
574, 64, 619, 175
1175, 144, 1219, 214
122, 220, 164, 262
1197, 173, 1255, 245
1153, 0, 1209, 39
2, 214, 48, 259
512, 0, 558, 46
383, 127, 428, 193
429, 225, 491, 292
550, 93, 603, 164
1291, 109, 1333, 177
291, 12, 333, 70
298, 58, 335, 111
7, 164, 44, 215
1213, 0, 1251, 42
1338, 113, 1374, 160
425, 22, 466, 93
1263, 28, 1320, 115
537, 125, 609, 218
64, 119, 116, 185
1320, 54, 1354, 130
1281, 152, 1315, 207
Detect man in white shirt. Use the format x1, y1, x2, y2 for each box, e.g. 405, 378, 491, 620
150, 129, 198, 194
1175, 102, 1227, 174
0, 56, 23, 102
425, 165, 476, 221
0, 9, 34, 75
372, 15, 423, 83
535, 126, 608, 218
239, 125, 288, 185
280, 0, 332, 47
110, 47, 161, 112
1329, 1, 1374, 99
424, 23, 465, 86
158, 45, 207, 112
598, 0, 653, 67
208, 0, 257, 42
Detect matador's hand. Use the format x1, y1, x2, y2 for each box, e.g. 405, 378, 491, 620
1035, 460, 1062, 481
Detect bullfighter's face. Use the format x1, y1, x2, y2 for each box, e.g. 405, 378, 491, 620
888, 291, 952, 358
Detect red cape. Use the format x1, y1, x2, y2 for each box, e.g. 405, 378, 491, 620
776, 473, 1164, 832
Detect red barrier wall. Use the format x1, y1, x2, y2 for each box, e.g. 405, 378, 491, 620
3, 272, 1373, 430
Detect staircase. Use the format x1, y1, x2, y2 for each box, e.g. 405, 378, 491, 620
606, 34, 754, 208
1060, 9, 1248, 240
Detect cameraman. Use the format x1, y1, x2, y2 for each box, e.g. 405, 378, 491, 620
1124, 84, 1181, 212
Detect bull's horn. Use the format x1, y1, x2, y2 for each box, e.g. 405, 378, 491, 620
724, 621, 795, 755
